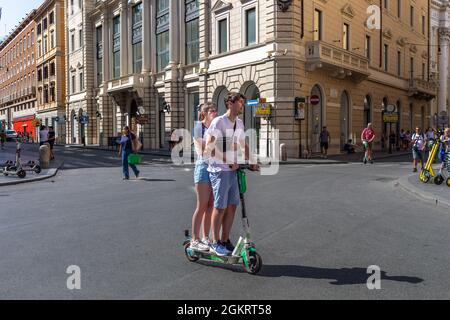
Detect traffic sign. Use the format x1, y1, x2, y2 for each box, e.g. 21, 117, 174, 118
310, 95, 320, 105
438, 111, 448, 125
254, 103, 271, 117
383, 112, 399, 123
136, 115, 150, 124
79, 115, 89, 124
246, 99, 259, 107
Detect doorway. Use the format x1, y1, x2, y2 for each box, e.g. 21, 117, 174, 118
310, 85, 323, 153
340, 91, 350, 150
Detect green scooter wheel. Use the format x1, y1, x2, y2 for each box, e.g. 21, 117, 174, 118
447, 178, 450, 187
184, 242, 199, 262
243, 251, 262, 275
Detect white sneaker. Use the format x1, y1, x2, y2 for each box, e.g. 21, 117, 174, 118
190, 239, 210, 252
202, 237, 212, 247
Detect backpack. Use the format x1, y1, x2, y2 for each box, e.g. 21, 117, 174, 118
412, 133, 425, 150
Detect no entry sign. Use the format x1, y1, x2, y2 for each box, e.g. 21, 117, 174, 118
310, 95, 320, 105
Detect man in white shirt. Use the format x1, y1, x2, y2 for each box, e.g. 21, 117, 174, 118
204, 92, 258, 256
411, 127, 426, 173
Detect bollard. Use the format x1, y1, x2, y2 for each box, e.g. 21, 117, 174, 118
280, 143, 287, 162
39, 143, 51, 169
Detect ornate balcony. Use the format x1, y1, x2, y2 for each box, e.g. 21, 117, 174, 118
107, 74, 147, 101
305, 41, 370, 82
408, 78, 437, 101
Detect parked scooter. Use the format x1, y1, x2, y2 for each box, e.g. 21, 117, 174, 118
2, 142, 27, 178
22, 160, 42, 174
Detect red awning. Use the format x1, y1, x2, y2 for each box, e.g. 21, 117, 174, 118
13, 115, 35, 122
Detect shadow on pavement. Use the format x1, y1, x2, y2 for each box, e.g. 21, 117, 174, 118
258, 265, 424, 285
137, 178, 176, 182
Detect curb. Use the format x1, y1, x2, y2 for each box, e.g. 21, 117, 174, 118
62, 145, 171, 158
280, 161, 348, 165
0, 161, 64, 187
397, 174, 450, 209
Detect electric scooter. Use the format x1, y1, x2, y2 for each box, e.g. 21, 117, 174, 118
433, 141, 450, 187
2, 142, 27, 179
420, 138, 441, 184
183, 165, 262, 275
22, 160, 42, 174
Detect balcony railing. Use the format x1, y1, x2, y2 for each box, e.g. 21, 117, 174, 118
409, 78, 437, 101
107, 74, 145, 93
306, 41, 370, 82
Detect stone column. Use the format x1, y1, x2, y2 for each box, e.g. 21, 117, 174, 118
438, 27, 450, 113
120, 0, 129, 77
142, 0, 151, 74
100, 11, 114, 146
169, 0, 180, 66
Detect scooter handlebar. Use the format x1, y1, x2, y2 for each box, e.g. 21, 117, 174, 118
229, 164, 259, 171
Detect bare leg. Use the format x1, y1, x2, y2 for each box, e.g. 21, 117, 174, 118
211, 208, 226, 242
221, 204, 237, 242
202, 190, 214, 239
191, 183, 211, 240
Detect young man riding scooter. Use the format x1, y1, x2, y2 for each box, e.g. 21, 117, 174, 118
204, 92, 259, 256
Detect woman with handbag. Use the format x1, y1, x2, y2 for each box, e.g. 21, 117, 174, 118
118, 126, 140, 180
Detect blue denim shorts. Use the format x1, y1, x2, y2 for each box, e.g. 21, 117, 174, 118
209, 171, 240, 209
194, 162, 210, 184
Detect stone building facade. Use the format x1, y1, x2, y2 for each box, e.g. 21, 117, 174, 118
200, 0, 436, 157
35, 0, 66, 142
430, 0, 450, 128
0, 11, 38, 140
74, 0, 436, 158
65, 0, 97, 145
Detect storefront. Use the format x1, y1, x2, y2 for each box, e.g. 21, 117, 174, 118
13, 115, 36, 141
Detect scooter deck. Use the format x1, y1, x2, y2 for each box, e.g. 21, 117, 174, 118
189, 248, 241, 264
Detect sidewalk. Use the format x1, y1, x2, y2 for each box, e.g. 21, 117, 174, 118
0, 143, 63, 186
398, 171, 450, 208
64, 144, 411, 165
280, 149, 411, 165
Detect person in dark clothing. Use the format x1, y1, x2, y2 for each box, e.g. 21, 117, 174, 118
118, 126, 140, 180
344, 139, 356, 154
48, 126, 56, 160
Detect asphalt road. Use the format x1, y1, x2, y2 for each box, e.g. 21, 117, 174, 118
0, 147, 449, 299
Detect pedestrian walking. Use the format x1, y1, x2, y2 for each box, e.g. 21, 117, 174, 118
400, 129, 406, 150
0, 128, 5, 150
411, 127, 426, 173
118, 126, 140, 180
190, 102, 218, 252
319, 126, 331, 159
39, 125, 48, 146
361, 123, 376, 164
48, 126, 56, 160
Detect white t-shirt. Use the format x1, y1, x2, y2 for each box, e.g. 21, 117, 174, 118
205, 114, 245, 173
193, 121, 208, 163
39, 129, 48, 143
412, 133, 426, 149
